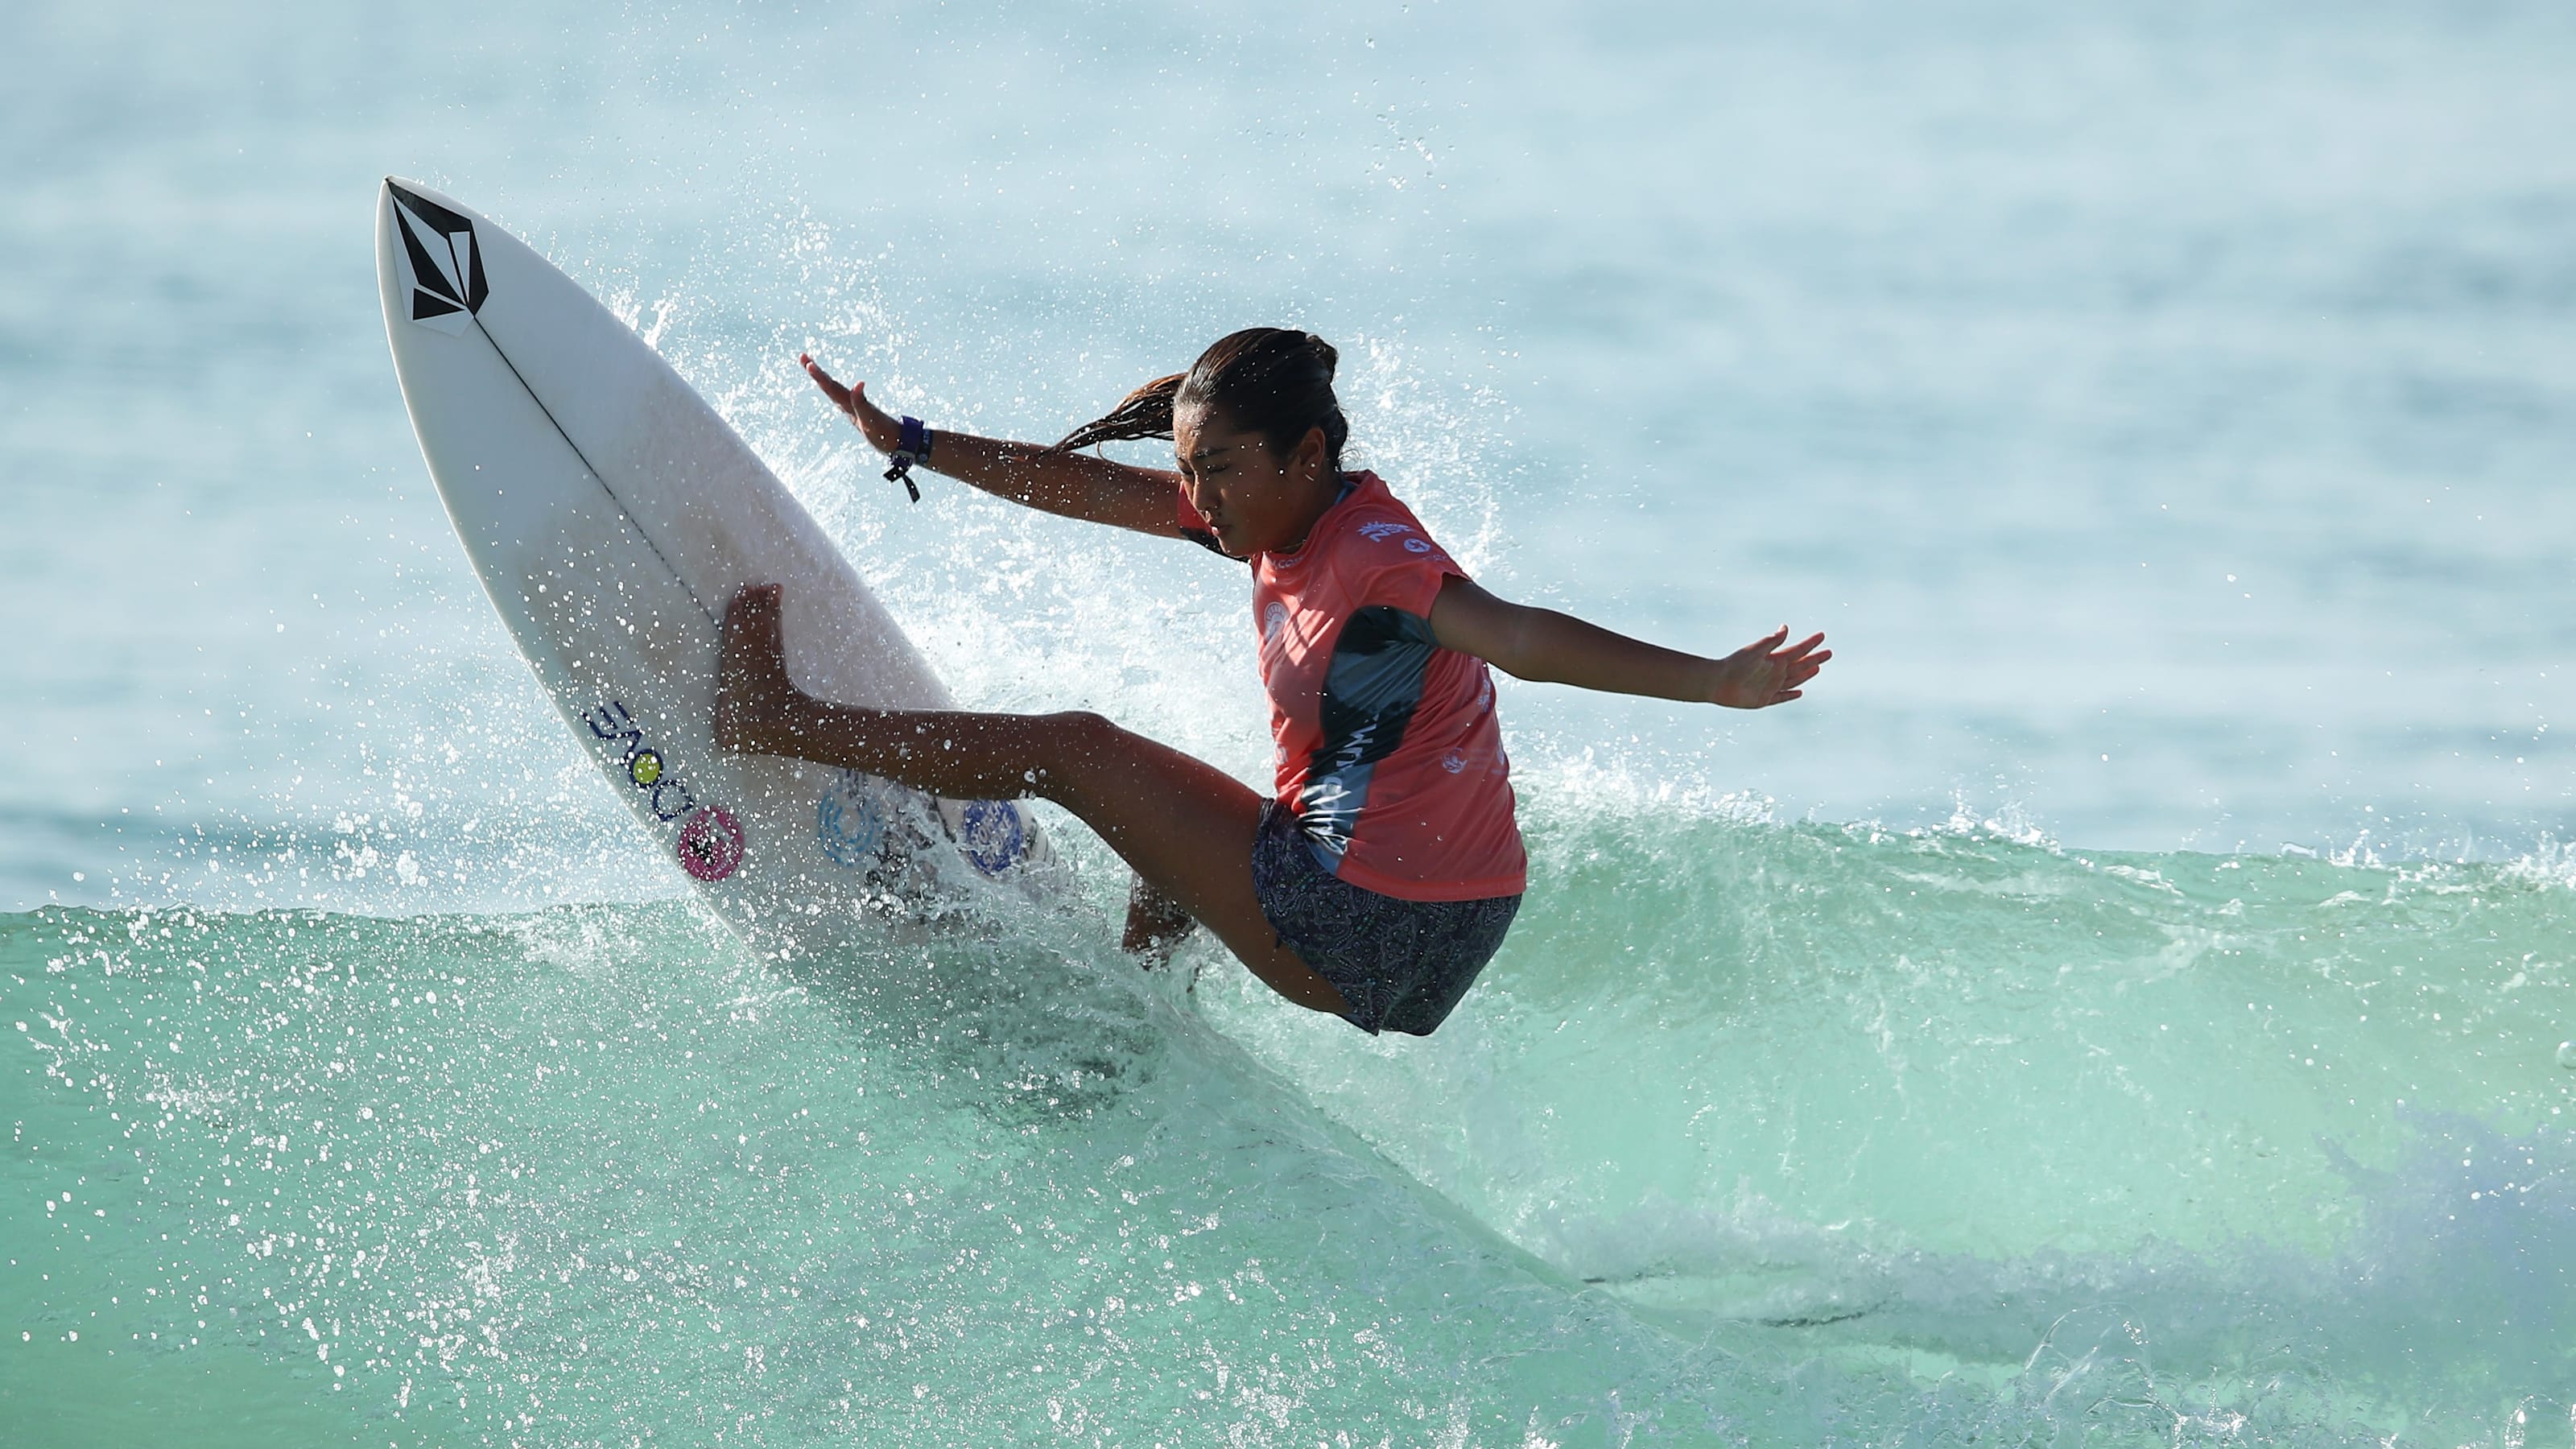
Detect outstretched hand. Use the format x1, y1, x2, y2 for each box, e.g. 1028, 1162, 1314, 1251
1709, 626, 1831, 709
799, 353, 902, 455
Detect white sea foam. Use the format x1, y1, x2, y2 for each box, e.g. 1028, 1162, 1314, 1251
9, 0, 2576, 1440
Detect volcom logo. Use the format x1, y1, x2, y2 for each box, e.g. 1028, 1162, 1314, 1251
389, 182, 488, 337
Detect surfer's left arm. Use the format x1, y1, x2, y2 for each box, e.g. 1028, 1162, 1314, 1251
1426, 576, 1828, 709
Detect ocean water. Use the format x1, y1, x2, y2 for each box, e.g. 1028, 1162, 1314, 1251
7, 0, 2576, 1443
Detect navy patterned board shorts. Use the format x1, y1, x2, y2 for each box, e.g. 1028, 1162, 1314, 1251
1249, 800, 1522, 1037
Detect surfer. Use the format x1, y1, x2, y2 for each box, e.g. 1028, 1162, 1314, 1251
716, 328, 1827, 1035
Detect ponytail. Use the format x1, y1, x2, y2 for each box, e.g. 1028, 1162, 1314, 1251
1055, 328, 1348, 470
1053, 373, 1184, 452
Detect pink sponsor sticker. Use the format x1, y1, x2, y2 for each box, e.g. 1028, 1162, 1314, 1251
677, 807, 745, 882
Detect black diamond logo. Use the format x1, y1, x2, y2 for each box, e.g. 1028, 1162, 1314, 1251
389, 181, 488, 329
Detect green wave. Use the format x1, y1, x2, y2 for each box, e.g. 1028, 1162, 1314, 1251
8, 808, 2574, 1443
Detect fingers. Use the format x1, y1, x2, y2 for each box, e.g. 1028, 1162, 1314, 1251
739, 585, 789, 685
1733, 625, 1790, 659
726, 582, 785, 635
799, 353, 857, 412
1743, 629, 1826, 665
716, 585, 794, 752
1779, 646, 1829, 687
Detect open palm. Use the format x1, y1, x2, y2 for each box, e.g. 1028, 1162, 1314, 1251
799, 353, 902, 455
1711, 627, 1830, 709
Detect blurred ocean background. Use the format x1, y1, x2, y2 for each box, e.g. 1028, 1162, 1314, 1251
6, 0, 2576, 1443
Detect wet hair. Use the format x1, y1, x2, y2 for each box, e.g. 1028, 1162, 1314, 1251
1055, 328, 1348, 471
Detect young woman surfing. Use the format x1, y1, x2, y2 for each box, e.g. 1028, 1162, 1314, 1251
716, 328, 1827, 1036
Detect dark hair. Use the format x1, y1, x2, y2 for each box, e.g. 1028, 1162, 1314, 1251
1055, 328, 1348, 470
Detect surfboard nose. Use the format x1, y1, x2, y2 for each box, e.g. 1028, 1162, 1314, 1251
378, 175, 415, 232
380, 180, 489, 335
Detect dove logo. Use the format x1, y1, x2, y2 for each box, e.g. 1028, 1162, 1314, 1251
388, 182, 489, 337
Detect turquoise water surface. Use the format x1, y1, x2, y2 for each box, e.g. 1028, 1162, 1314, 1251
8, 1, 2576, 1443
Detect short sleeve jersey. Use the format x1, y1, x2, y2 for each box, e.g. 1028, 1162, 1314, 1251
1181, 471, 1526, 902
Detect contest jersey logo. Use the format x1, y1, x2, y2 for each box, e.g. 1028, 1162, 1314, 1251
1356, 517, 1441, 559
388, 182, 489, 337
582, 700, 744, 882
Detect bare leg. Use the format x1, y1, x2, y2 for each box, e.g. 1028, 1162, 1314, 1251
716, 585, 1347, 1016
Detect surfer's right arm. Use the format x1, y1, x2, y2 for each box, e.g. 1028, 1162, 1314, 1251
802, 354, 1188, 539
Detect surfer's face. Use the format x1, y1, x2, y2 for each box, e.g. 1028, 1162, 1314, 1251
1174, 406, 1333, 556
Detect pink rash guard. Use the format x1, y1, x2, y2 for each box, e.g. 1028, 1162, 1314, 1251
1182, 471, 1527, 902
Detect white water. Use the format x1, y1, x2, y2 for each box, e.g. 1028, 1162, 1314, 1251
7, 0, 2576, 1442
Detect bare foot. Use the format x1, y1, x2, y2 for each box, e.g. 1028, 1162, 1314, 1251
716, 584, 799, 753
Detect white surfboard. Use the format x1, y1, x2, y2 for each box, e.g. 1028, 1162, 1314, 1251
374, 177, 1056, 946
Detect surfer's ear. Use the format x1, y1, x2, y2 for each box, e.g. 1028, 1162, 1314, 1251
1292, 423, 1332, 484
